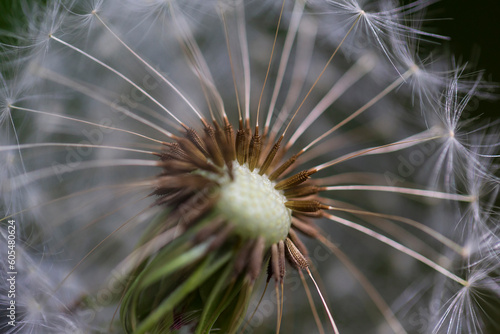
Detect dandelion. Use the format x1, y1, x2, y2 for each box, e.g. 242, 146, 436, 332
0, 0, 498, 333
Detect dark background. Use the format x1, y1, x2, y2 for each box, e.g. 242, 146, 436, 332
0, 0, 499, 118
433, 0, 500, 120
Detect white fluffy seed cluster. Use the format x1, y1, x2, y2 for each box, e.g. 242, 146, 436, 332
215, 163, 292, 244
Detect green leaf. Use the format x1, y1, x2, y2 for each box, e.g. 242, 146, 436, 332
134, 251, 232, 334
195, 262, 235, 333
139, 242, 209, 289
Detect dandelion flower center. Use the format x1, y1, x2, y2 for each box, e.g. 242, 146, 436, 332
215, 162, 292, 244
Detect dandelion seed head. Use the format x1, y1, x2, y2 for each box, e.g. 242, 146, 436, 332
0, 0, 498, 333
214, 162, 292, 244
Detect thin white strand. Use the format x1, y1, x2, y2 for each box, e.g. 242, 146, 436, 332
256, 0, 287, 127
111, 226, 178, 278
477, 153, 500, 158
298, 270, 325, 334
313, 135, 442, 172
264, 0, 305, 133
361, 129, 441, 155
7, 110, 28, 175
0, 181, 153, 223
288, 53, 376, 147
428, 141, 451, 188
306, 268, 340, 334
318, 132, 439, 167
49, 35, 186, 128
34, 66, 177, 134
50, 188, 149, 232
432, 289, 464, 333
8, 159, 159, 190
325, 206, 464, 254
318, 235, 407, 334
362, 16, 402, 76
9, 105, 166, 144
169, 5, 226, 119
444, 141, 455, 190
281, 13, 364, 138
220, 11, 243, 121
237, 2, 251, 122
268, 18, 317, 141
0, 143, 155, 155
56, 205, 154, 291
303, 66, 417, 152
323, 213, 468, 286
94, 13, 205, 121
323, 185, 473, 202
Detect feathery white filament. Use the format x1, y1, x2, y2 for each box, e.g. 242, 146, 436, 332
49, 35, 186, 129
93, 13, 205, 121
323, 185, 474, 202
324, 213, 469, 286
